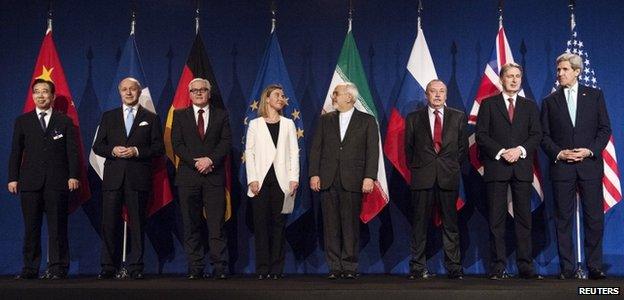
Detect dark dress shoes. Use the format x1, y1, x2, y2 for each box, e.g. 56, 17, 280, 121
519, 272, 543, 280
257, 274, 268, 280
448, 270, 464, 280
488, 270, 510, 280
130, 271, 144, 280
588, 269, 607, 280
15, 271, 38, 280
342, 271, 358, 279
213, 272, 228, 280
269, 274, 283, 280
97, 270, 116, 280
408, 269, 433, 280
187, 272, 204, 280
559, 271, 574, 280
327, 271, 340, 280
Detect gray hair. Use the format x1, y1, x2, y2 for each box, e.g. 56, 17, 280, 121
556, 53, 583, 73
188, 78, 212, 91
118, 77, 142, 90
499, 62, 523, 77
425, 79, 446, 92
336, 82, 359, 100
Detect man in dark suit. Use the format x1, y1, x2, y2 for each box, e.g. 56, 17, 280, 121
92, 77, 164, 280
8, 79, 79, 280
404, 79, 467, 280
309, 82, 379, 280
541, 53, 611, 280
476, 63, 542, 280
171, 78, 231, 280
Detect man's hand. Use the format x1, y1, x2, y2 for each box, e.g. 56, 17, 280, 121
7, 181, 18, 194
289, 181, 299, 196
68, 178, 80, 191
501, 147, 522, 163
113, 146, 136, 158
362, 178, 374, 194
310, 176, 321, 192
571, 148, 592, 161
194, 157, 214, 173
249, 181, 260, 196
558, 149, 590, 162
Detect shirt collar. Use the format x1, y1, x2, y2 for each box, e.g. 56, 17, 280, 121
193, 104, 209, 114
428, 105, 444, 115
339, 107, 355, 118
502, 92, 518, 102
564, 81, 579, 92
35, 107, 52, 116
123, 103, 140, 112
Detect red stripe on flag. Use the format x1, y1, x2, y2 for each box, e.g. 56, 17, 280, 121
360, 182, 388, 223
497, 28, 507, 66
383, 109, 410, 183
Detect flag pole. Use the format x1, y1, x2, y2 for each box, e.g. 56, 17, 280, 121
347, 0, 353, 32
270, 0, 276, 33
195, 0, 200, 35
417, 0, 422, 30
46, 1, 53, 33
498, 0, 504, 28
568, 0, 586, 280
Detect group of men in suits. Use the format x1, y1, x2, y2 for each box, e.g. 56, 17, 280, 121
8, 52, 611, 280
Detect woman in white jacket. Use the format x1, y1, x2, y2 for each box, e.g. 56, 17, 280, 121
245, 84, 299, 279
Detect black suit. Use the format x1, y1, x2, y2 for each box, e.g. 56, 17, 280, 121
309, 109, 379, 273
8, 110, 78, 276
171, 105, 231, 275
404, 106, 467, 274
92, 105, 164, 273
476, 94, 542, 276
541, 85, 611, 274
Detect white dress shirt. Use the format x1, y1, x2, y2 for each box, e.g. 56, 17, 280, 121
339, 107, 355, 141
427, 106, 444, 139
193, 104, 209, 133
35, 107, 52, 129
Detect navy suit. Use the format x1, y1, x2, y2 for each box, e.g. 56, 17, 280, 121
541, 85, 611, 274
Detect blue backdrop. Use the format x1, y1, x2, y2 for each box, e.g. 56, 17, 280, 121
1, 0, 623, 276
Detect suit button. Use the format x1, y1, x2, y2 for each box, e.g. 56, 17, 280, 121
339, 147, 343, 150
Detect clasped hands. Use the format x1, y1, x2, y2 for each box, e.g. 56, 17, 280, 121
194, 157, 214, 174
112, 146, 137, 158
501, 147, 523, 164
558, 148, 592, 162
309, 176, 374, 194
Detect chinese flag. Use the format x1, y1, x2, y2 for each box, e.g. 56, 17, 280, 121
24, 29, 91, 213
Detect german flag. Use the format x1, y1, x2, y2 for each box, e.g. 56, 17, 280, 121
164, 33, 232, 221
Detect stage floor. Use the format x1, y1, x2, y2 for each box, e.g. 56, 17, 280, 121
1, 275, 621, 299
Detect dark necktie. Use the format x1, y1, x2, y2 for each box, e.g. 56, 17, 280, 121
433, 110, 442, 153
507, 98, 515, 122
39, 112, 47, 131
197, 109, 205, 139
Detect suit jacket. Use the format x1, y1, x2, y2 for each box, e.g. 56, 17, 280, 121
309, 109, 379, 193
245, 116, 300, 213
405, 106, 468, 190
171, 105, 231, 187
541, 85, 611, 181
92, 105, 164, 191
8, 110, 79, 191
476, 94, 542, 182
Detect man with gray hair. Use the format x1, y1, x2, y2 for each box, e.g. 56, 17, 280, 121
309, 82, 379, 279
541, 53, 612, 280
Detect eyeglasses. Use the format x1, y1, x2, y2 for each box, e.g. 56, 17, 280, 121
189, 88, 209, 94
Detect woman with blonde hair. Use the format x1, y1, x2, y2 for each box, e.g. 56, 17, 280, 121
245, 84, 299, 279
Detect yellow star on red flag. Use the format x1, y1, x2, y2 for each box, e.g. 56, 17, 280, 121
35, 65, 54, 82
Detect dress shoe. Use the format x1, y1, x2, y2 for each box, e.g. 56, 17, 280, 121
130, 271, 144, 280
327, 271, 340, 280
97, 270, 116, 280
448, 270, 464, 280
269, 274, 283, 280
519, 272, 543, 280
50, 272, 68, 280
15, 271, 38, 280
588, 269, 607, 280
213, 272, 228, 280
40, 270, 53, 280
408, 269, 433, 280
187, 272, 204, 280
342, 271, 358, 279
257, 274, 267, 280
115, 268, 130, 279
488, 270, 509, 280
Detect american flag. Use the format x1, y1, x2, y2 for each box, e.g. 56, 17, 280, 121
555, 13, 622, 213
467, 20, 544, 215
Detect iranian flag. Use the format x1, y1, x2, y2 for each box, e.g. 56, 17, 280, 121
322, 28, 389, 223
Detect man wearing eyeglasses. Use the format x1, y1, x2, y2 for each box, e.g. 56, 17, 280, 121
171, 78, 232, 280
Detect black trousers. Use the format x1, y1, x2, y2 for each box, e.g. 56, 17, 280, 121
252, 168, 286, 275
321, 178, 362, 273
178, 182, 228, 274
20, 188, 69, 274
552, 178, 603, 273
486, 179, 534, 275
410, 183, 461, 273
100, 179, 148, 273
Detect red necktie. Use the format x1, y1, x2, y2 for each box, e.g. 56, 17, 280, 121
507, 98, 514, 122
433, 110, 442, 153
197, 109, 205, 139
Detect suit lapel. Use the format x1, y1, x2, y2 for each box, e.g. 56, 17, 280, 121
441, 108, 451, 149
185, 106, 202, 141
575, 85, 588, 126
260, 117, 277, 151
493, 95, 512, 124
205, 105, 214, 139
331, 111, 341, 143
45, 111, 58, 135
342, 109, 360, 145
420, 108, 433, 142
554, 87, 574, 128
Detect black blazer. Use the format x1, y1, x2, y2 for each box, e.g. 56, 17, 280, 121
476, 94, 542, 182
8, 110, 79, 191
541, 85, 611, 181
92, 106, 164, 191
171, 105, 231, 187
405, 106, 467, 190
309, 109, 379, 193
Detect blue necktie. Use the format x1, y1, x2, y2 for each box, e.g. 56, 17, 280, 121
125, 107, 134, 136
567, 88, 576, 126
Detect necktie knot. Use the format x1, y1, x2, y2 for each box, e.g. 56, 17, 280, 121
198, 109, 204, 116
434, 109, 440, 115
39, 112, 47, 117
39, 112, 47, 130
